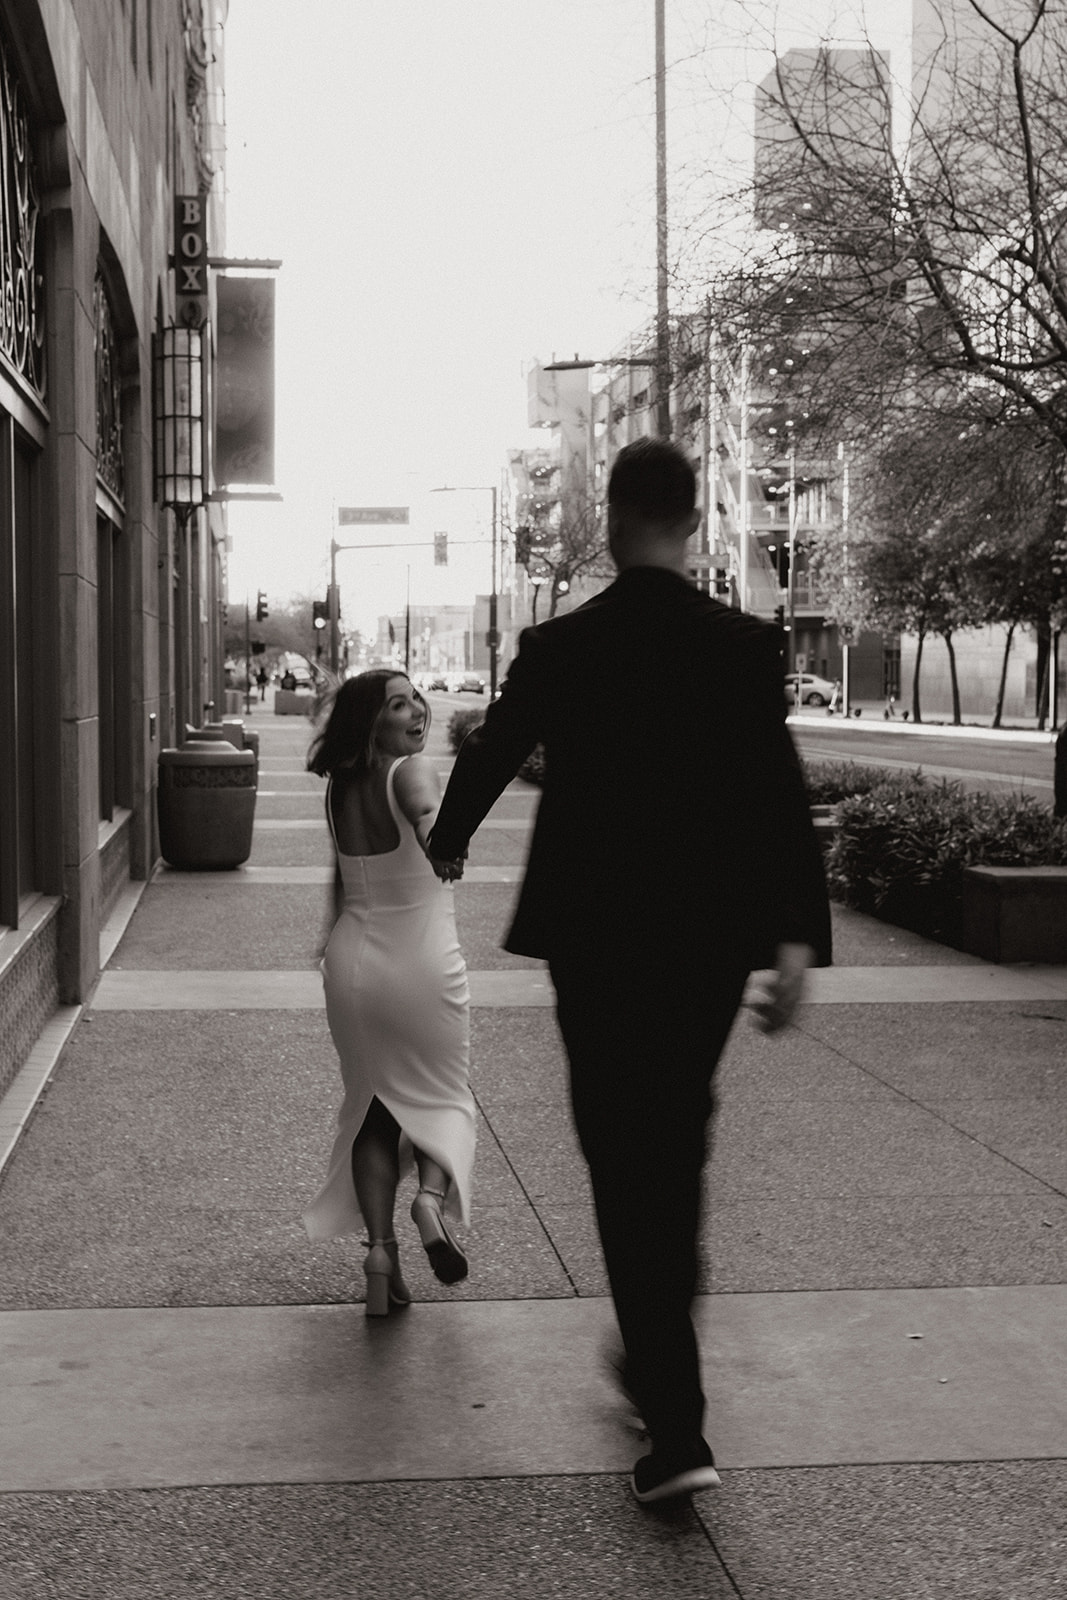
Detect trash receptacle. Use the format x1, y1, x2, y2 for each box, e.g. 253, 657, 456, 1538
157, 740, 256, 869
185, 720, 259, 783
221, 719, 260, 777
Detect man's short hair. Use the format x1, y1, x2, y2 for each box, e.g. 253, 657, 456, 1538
607, 437, 696, 522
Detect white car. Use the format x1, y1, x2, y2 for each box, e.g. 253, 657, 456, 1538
784, 672, 837, 707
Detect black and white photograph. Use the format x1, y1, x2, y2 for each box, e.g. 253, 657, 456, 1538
0, 1, 1065, 1595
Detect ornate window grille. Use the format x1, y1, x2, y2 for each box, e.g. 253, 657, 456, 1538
94, 270, 124, 503
0, 27, 45, 402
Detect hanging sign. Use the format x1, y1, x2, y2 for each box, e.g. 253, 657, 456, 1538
174, 194, 208, 326
214, 275, 275, 487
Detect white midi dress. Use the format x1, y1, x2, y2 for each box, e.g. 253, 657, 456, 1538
303, 756, 475, 1241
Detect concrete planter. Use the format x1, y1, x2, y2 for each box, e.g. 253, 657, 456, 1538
274, 689, 315, 716
961, 866, 1067, 963
157, 741, 257, 870
810, 804, 839, 855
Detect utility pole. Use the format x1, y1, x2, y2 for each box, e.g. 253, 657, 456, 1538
655, 0, 670, 438
243, 592, 251, 716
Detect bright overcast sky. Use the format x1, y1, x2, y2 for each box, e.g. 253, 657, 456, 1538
222, 0, 909, 635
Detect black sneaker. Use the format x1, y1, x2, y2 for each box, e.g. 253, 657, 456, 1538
631, 1443, 721, 1504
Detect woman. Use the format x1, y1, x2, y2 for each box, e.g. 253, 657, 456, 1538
303, 670, 474, 1315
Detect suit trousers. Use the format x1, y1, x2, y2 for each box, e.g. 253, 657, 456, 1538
549, 947, 750, 1458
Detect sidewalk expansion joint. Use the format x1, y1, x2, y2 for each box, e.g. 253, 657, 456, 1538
794, 1014, 1067, 1205
470, 1087, 581, 1297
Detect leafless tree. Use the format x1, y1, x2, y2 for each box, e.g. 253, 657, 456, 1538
687, 2, 1067, 452
509, 468, 612, 622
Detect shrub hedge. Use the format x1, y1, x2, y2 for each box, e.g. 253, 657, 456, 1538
446, 707, 485, 752
821, 771, 1067, 946
801, 759, 900, 804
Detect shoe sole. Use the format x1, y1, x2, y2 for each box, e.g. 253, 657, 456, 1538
631, 1465, 721, 1504
425, 1237, 469, 1284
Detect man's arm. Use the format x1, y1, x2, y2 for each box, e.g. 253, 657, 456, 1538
735, 625, 832, 967
428, 627, 545, 865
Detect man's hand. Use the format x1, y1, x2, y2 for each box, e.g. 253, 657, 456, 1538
747, 942, 815, 1034
428, 855, 465, 883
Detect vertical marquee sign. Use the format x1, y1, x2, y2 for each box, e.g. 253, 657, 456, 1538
173, 194, 208, 327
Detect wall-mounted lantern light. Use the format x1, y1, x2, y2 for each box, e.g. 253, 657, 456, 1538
153, 324, 205, 510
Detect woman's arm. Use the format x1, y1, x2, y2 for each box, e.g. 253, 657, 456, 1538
393, 755, 442, 856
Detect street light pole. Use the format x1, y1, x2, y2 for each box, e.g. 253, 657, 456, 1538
654, 0, 671, 438
329, 539, 339, 675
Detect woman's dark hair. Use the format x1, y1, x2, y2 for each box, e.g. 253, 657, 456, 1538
306, 669, 425, 778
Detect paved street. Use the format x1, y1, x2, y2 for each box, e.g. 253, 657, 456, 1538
1, 699, 1066, 1598
789, 711, 1059, 800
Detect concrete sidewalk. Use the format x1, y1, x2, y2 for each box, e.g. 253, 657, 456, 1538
1, 700, 1065, 1599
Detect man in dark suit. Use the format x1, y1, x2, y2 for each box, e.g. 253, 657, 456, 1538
429, 437, 831, 1504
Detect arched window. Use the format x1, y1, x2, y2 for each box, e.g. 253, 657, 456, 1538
94, 266, 129, 823
0, 22, 46, 931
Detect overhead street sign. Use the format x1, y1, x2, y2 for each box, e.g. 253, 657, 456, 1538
337, 506, 409, 525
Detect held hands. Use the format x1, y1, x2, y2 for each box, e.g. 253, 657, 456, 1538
428, 854, 465, 883
747, 942, 815, 1034
413, 813, 465, 882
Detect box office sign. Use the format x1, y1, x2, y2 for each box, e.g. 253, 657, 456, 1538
174, 195, 208, 325
214, 275, 275, 487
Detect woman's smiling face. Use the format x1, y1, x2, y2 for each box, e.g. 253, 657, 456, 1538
372, 675, 428, 758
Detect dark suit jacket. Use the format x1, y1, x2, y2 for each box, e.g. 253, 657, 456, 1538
430, 566, 832, 970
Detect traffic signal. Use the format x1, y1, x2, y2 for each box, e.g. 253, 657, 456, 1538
312, 600, 328, 630
434, 532, 448, 566
256, 590, 268, 621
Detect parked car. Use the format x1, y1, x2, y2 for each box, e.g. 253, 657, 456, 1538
423, 674, 449, 692
784, 671, 837, 707
456, 673, 485, 694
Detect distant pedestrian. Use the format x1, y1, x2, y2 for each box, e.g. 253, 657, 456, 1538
303, 671, 475, 1315
428, 438, 831, 1505
280, 669, 297, 691
256, 666, 269, 701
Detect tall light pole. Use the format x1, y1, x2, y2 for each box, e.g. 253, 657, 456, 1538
430, 485, 499, 697
655, 0, 671, 437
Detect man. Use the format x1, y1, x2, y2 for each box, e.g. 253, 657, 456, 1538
429, 437, 831, 1504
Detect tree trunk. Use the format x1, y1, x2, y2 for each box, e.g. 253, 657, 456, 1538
992, 621, 1015, 729
1036, 622, 1051, 730
911, 628, 925, 724
944, 631, 961, 725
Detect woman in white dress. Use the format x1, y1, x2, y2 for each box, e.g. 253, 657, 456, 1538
303, 670, 475, 1315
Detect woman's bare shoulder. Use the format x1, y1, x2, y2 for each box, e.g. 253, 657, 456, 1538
393, 753, 439, 799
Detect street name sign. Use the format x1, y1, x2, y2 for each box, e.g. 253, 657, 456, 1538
338, 506, 410, 525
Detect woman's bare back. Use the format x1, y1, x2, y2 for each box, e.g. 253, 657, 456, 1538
330, 768, 400, 857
